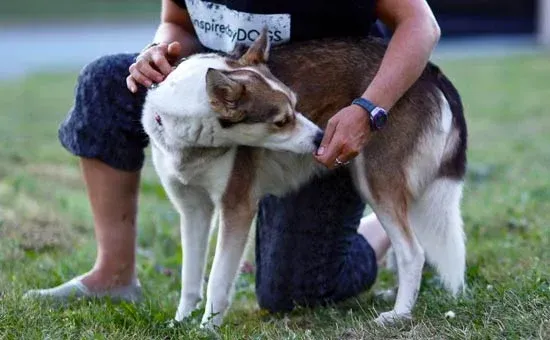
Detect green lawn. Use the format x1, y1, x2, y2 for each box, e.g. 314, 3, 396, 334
1, 54, 550, 339
0, 0, 158, 24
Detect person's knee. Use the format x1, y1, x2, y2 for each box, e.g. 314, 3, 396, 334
58, 53, 147, 171
76, 54, 134, 92
256, 288, 294, 314
334, 235, 378, 300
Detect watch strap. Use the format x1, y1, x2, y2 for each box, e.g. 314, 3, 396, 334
352, 97, 377, 116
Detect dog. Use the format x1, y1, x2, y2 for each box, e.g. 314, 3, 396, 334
141, 30, 467, 327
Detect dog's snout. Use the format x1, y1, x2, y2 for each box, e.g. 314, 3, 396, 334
313, 131, 324, 148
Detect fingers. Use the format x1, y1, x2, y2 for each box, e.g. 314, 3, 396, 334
128, 63, 153, 88
315, 118, 342, 169
167, 41, 183, 61
337, 145, 359, 164
315, 118, 338, 156
151, 51, 173, 75
318, 143, 342, 169
138, 58, 165, 82
314, 117, 361, 169
127, 43, 177, 91
316, 135, 358, 169
126, 75, 138, 93
148, 43, 174, 75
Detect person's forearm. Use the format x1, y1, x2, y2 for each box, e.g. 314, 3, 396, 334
362, 18, 440, 110
153, 22, 202, 57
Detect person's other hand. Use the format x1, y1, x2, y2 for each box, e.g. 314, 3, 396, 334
314, 105, 372, 169
126, 41, 182, 93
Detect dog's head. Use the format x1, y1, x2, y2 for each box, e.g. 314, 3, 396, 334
142, 29, 322, 154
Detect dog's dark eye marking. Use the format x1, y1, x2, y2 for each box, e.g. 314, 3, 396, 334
274, 117, 289, 128
218, 119, 239, 129
267, 107, 279, 118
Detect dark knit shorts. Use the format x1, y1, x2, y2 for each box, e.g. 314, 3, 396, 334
59, 53, 149, 172
58, 53, 378, 313
256, 168, 377, 313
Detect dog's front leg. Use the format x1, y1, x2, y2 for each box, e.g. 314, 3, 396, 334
157, 175, 214, 322
200, 201, 255, 328
175, 188, 215, 322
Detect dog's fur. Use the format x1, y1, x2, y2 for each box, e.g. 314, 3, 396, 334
141, 31, 467, 327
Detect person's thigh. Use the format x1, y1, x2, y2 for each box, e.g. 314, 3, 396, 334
255, 168, 378, 313
58, 53, 149, 171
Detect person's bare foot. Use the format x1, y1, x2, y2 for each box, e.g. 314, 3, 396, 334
80, 264, 136, 291
24, 159, 144, 302
23, 269, 142, 303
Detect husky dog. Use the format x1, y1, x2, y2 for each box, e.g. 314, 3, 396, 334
141, 30, 467, 327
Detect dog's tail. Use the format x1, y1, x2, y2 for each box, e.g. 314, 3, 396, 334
410, 178, 466, 296
428, 62, 468, 179
417, 64, 466, 295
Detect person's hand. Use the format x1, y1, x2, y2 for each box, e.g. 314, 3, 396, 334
126, 41, 182, 93
314, 104, 372, 169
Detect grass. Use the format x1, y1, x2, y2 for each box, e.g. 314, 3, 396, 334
0, 0, 159, 24
1, 53, 550, 339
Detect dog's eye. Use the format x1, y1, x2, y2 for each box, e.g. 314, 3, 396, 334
274, 117, 289, 128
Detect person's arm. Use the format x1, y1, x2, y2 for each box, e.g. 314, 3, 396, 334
127, 0, 202, 92
362, 0, 440, 109
314, 0, 440, 168
153, 0, 201, 56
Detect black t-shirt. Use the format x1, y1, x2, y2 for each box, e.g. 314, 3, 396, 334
172, 0, 378, 52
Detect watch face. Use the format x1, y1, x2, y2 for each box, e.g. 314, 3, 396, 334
372, 109, 388, 129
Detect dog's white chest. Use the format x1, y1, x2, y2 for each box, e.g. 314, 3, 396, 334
152, 146, 236, 198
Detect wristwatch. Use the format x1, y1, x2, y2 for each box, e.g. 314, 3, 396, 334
351, 97, 388, 130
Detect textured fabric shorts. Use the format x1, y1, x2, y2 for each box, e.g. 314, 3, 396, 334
58, 53, 148, 172
255, 168, 378, 313
58, 53, 378, 312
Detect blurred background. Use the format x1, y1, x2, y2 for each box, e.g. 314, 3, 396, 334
0, 1, 549, 339
0, 0, 548, 78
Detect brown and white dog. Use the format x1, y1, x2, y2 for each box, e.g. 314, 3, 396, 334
141, 30, 467, 327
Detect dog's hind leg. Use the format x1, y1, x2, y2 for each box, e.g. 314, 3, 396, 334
362, 188, 425, 325
201, 200, 255, 327
159, 176, 215, 322
408, 178, 466, 296
373, 207, 425, 325
352, 156, 424, 325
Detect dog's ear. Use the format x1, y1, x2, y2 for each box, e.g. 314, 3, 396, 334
205, 68, 245, 121
239, 27, 270, 65
229, 43, 248, 59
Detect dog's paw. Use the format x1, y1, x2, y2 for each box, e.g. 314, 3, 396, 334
174, 310, 191, 322
175, 305, 200, 323
199, 320, 215, 330
198, 321, 221, 338
374, 310, 412, 327
175, 296, 202, 322
200, 312, 223, 330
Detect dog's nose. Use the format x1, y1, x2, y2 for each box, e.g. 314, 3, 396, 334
313, 131, 324, 148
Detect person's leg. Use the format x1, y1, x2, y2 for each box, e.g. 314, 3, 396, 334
357, 213, 391, 263
255, 167, 379, 313
25, 53, 148, 301
78, 159, 140, 290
